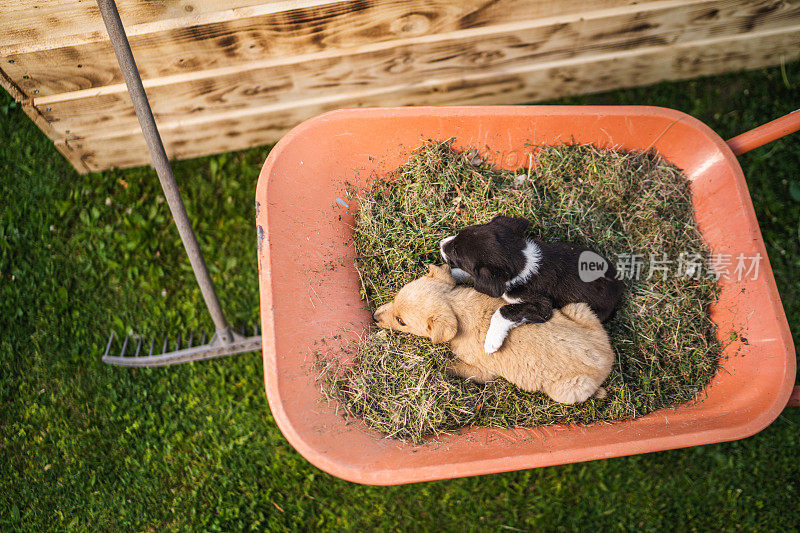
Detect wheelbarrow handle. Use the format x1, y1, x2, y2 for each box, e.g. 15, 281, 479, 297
726, 109, 800, 156
726, 109, 800, 407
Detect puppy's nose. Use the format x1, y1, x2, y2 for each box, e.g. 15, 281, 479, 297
372, 311, 379, 323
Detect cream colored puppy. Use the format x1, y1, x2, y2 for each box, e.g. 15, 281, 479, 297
373, 264, 614, 404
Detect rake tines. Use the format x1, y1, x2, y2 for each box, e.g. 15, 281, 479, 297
102, 324, 261, 367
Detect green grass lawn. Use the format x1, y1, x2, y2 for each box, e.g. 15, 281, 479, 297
2, 62, 799, 531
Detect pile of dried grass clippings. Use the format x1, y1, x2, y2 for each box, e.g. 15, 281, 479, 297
317, 141, 721, 444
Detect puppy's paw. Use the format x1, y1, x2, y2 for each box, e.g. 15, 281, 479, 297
450, 267, 472, 283
547, 376, 599, 405
484, 330, 505, 354
484, 310, 513, 354
593, 386, 607, 400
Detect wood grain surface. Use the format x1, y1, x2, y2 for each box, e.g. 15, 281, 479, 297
58, 27, 800, 171
2, 0, 797, 172
4, 0, 660, 97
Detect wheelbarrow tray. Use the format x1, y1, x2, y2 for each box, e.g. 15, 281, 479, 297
255, 106, 795, 485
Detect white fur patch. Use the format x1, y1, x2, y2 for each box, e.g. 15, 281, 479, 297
506, 240, 542, 290
439, 235, 455, 263
501, 293, 523, 304
484, 309, 520, 354
450, 267, 472, 283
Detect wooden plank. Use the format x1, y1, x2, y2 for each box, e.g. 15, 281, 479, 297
3, 0, 660, 97
54, 139, 92, 174
0, 1, 311, 55
64, 27, 800, 172
19, 103, 62, 141
36, 0, 800, 139
0, 66, 26, 101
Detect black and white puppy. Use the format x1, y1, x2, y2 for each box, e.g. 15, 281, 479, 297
440, 215, 623, 354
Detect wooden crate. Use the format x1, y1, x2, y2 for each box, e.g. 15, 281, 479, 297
2, 0, 799, 173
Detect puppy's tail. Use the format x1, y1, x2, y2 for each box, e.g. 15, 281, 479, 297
560, 303, 600, 327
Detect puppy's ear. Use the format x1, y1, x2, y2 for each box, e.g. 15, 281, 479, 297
427, 311, 457, 343
426, 264, 455, 285
491, 215, 530, 235
473, 266, 506, 298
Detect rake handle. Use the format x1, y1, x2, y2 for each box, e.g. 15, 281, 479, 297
96, 0, 234, 342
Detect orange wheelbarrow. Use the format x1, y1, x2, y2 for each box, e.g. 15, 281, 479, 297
255, 106, 799, 485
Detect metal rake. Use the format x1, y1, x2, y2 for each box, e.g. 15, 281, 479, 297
102, 325, 261, 367
96, 0, 261, 366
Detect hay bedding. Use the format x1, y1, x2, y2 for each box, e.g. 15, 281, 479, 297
317, 141, 721, 444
